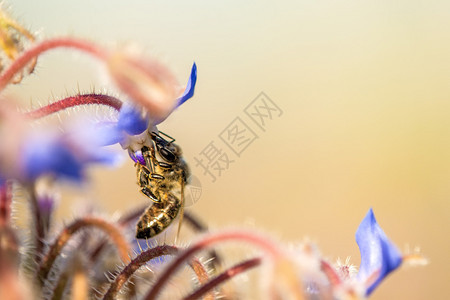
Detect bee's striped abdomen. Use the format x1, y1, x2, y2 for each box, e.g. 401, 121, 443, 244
136, 194, 181, 239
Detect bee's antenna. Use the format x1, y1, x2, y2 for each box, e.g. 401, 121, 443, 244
155, 130, 176, 144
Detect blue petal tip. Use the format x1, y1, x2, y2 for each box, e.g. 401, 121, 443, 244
176, 62, 197, 107
356, 208, 403, 295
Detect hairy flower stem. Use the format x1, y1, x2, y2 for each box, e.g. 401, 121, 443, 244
102, 245, 212, 300
27, 184, 46, 266
184, 257, 262, 300
51, 271, 70, 300
144, 230, 284, 300
0, 181, 12, 226
89, 205, 146, 264
103, 245, 178, 300
26, 94, 123, 119
38, 217, 131, 284
189, 259, 213, 300
0, 37, 107, 90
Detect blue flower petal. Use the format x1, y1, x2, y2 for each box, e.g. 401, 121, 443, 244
117, 104, 149, 135
92, 64, 197, 145
22, 136, 84, 181
356, 208, 403, 295
176, 62, 197, 107
21, 127, 120, 182
94, 122, 126, 146
84, 146, 121, 166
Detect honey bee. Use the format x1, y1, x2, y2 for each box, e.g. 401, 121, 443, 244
132, 131, 189, 239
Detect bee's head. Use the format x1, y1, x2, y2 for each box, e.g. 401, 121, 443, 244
151, 132, 181, 163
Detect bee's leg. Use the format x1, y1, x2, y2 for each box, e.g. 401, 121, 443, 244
175, 177, 185, 244
137, 165, 161, 203
143, 145, 170, 180
140, 186, 161, 203
141, 146, 156, 173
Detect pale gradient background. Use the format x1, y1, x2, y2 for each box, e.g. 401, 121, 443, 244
7, 1, 450, 299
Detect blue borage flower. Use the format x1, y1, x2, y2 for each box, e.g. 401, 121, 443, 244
0, 100, 120, 182
19, 125, 119, 182
21, 133, 85, 180
101, 62, 197, 155
292, 208, 404, 298
0, 132, 116, 183
122, 62, 197, 130
356, 208, 403, 295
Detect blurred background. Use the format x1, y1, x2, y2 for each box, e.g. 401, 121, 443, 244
6, 1, 450, 299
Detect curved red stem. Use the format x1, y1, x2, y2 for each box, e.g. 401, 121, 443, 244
143, 230, 282, 300
0, 181, 12, 226
38, 217, 131, 284
183, 257, 262, 300
102, 245, 179, 300
0, 37, 107, 90
26, 94, 123, 119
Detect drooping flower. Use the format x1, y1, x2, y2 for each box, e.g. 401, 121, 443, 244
100, 62, 197, 152
106, 43, 196, 121
0, 107, 120, 182
355, 208, 403, 295
294, 208, 405, 298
